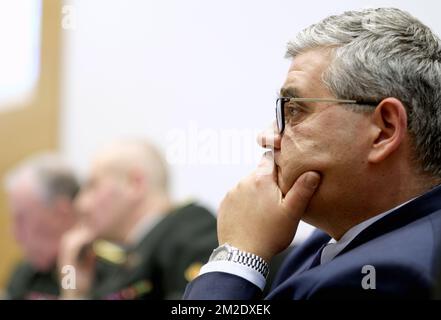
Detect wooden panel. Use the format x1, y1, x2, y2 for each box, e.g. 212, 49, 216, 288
0, 0, 61, 290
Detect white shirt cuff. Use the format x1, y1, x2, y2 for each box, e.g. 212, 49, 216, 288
198, 260, 266, 291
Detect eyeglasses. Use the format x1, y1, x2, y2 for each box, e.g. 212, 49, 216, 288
275, 97, 380, 133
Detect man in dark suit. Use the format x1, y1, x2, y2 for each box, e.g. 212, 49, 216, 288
58, 140, 218, 299
184, 7, 441, 299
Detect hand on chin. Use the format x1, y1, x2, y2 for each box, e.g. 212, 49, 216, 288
217, 154, 321, 262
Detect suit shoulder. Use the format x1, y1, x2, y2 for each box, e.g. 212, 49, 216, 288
157, 202, 216, 242
306, 218, 437, 299
168, 202, 216, 225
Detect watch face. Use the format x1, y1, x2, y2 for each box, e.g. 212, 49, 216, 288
210, 246, 230, 261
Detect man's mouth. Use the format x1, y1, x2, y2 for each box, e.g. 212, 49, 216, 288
275, 165, 282, 186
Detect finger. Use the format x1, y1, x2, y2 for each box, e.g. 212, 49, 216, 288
282, 171, 321, 218
256, 151, 276, 178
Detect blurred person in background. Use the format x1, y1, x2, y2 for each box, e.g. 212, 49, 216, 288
3, 153, 79, 299
58, 139, 218, 299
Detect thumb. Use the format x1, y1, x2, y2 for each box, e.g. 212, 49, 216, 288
255, 151, 276, 178
282, 171, 321, 218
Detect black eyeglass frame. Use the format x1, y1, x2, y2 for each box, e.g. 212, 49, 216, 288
275, 97, 380, 133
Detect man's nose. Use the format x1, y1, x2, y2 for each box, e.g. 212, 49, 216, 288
257, 122, 281, 150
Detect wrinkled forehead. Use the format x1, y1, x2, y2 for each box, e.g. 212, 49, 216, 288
281, 49, 334, 98
90, 150, 122, 174
86, 157, 128, 189
90, 156, 112, 176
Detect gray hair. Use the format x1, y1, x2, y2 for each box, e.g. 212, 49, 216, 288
286, 7, 441, 177
4, 153, 79, 203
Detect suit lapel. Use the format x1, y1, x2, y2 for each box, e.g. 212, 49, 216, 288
338, 184, 441, 257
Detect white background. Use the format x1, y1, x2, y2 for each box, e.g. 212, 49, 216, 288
0, 0, 41, 109
60, 0, 441, 241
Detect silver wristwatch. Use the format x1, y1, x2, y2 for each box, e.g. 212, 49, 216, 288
209, 243, 269, 278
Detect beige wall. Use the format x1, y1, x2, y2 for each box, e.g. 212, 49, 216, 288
0, 0, 61, 290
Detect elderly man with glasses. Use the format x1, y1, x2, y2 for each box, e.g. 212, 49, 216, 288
184, 7, 441, 299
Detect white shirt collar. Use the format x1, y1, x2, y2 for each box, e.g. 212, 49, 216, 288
320, 196, 418, 265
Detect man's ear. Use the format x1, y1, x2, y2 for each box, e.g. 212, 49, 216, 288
127, 168, 148, 196
368, 98, 408, 164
